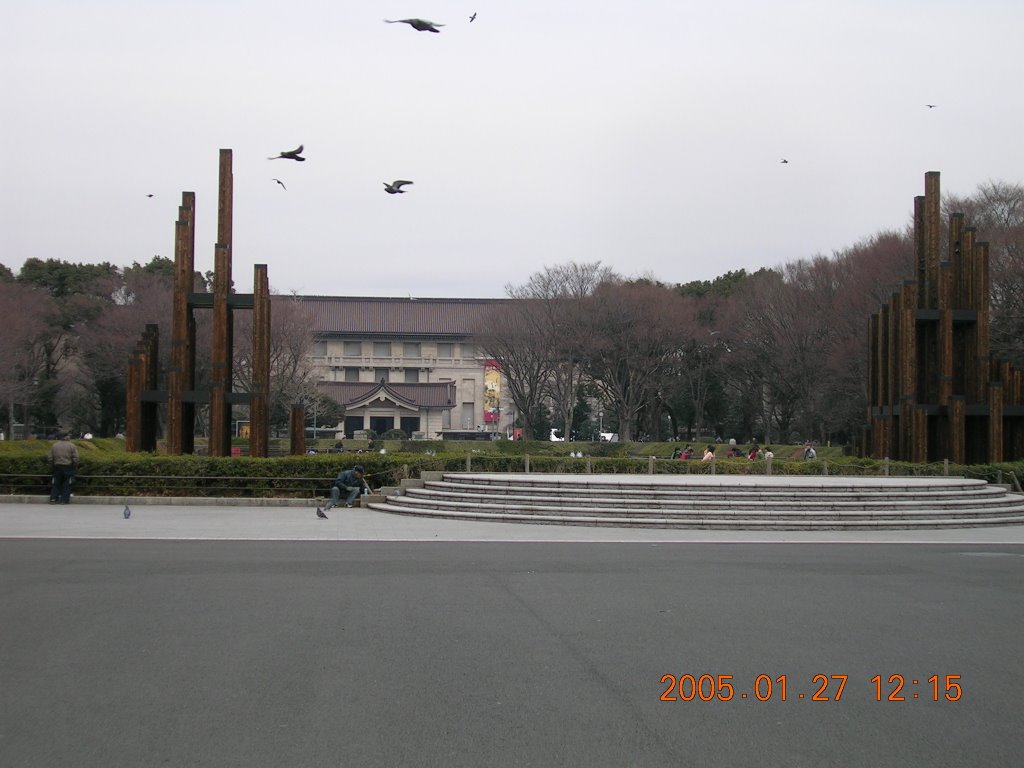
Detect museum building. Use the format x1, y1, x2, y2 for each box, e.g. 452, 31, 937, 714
301, 296, 509, 439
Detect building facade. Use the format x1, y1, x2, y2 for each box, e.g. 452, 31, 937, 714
301, 296, 511, 439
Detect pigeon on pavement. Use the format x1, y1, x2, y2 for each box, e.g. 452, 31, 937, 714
123, 504, 131, 519
316, 507, 328, 519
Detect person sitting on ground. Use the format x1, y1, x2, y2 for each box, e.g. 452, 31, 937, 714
322, 465, 369, 513
702, 445, 716, 461
748, 444, 760, 460
763, 446, 774, 460
48, 432, 79, 504
803, 443, 817, 460
681, 445, 693, 460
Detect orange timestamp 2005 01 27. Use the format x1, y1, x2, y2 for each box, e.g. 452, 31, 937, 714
659, 674, 963, 702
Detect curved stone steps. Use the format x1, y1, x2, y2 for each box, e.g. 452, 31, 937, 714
409, 486, 1020, 512
366, 473, 1024, 529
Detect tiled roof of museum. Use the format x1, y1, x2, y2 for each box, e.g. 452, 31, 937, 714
296, 296, 506, 337
318, 380, 457, 408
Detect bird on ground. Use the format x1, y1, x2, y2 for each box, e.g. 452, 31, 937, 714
123, 504, 131, 519
780, 158, 789, 164
273, 178, 287, 190
470, 12, 477, 22
384, 18, 444, 32
384, 180, 414, 194
926, 104, 937, 108
316, 507, 328, 519
269, 145, 305, 161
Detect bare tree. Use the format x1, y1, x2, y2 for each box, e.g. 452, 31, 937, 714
477, 300, 551, 439
507, 261, 617, 437
0, 282, 54, 437
72, 268, 175, 435
234, 293, 320, 433
580, 281, 685, 441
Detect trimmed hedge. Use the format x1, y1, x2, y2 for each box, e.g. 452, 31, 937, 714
1, 443, 1021, 498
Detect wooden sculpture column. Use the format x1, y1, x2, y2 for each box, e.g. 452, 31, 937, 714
209, 149, 234, 457
250, 264, 271, 458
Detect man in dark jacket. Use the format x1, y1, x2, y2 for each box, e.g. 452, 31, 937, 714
323, 465, 368, 512
49, 432, 79, 504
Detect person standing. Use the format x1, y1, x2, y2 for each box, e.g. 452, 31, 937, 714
49, 432, 79, 504
317, 465, 369, 518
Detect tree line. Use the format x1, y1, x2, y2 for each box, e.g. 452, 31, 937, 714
0, 256, 325, 439
478, 180, 1024, 446
2, 179, 1022, 445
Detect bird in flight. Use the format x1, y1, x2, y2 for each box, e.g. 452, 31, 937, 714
384, 18, 444, 32
926, 104, 937, 108
316, 506, 328, 519
273, 178, 287, 190
269, 145, 306, 161
384, 180, 414, 194
470, 12, 477, 22
780, 158, 789, 164
146, 194, 154, 198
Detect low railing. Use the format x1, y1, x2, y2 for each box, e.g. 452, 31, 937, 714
4, 457, 1017, 499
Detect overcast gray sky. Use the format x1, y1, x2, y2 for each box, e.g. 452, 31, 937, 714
4, 1, 1023, 298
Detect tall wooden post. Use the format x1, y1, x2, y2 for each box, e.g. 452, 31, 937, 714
167, 191, 196, 455
209, 150, 234, 457
290, 405, 306, 456
250, 265, 271, 458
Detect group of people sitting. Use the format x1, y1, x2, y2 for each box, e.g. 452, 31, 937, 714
672, 444, 775, 461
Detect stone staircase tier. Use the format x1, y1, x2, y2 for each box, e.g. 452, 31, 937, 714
366, 473, 1024, 530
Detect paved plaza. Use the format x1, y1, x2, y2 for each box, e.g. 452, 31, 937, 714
2, 501, 1023, 767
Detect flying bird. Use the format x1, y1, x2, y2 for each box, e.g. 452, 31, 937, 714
269, 145, 306, 161
146, 194, 154, 198
470, 12, 477, 22
384, 18, 444, 32
926, 104, 937, 108
273, 178, 287, 190
780, 158, 789, 164
384, 180, 414, 194
316, 506, 328, 519
123, 504, 131, 519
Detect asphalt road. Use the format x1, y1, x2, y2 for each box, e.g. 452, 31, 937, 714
2, 540, 1022, 767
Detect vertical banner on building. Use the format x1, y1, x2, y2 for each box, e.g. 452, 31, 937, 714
483, 359, 501, 424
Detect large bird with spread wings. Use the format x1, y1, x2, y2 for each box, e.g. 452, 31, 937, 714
384, 180, 414, 194
269, 145, 306, 161
384, 18, 444, 32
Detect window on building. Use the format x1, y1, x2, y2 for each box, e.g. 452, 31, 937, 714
312, 341, 327, 356
373, 342, 392, 357
437, 342, 454, 358
344, 367, 360, 382
404, 369, 420, 383
344, 341, 362, 356
461, 403, 475, 429
374, 368, 390, 383
461, 343, 475, 359
403, 342, 421, 357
